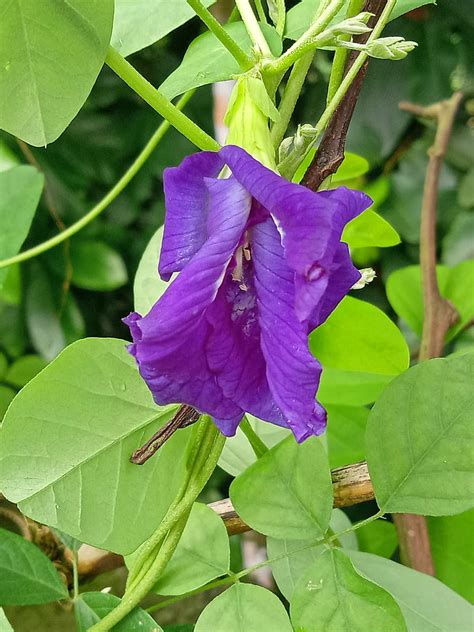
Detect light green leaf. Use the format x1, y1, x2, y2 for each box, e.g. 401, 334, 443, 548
290, 548, 407, 632
268, 509, 357, 601
194, 583, 293, 632
230, 436, 332, 540
153, 503, 230, 595
75, 592, 162, 632
343, 210, 401, 249
0, 166, 44, 286
349, 550, 474, 632
386, 262, 474, 341
356, 519, 398, 559
5, 355, 48, 388
293, 150, 369, 184
69, 240, 128, 291
0, 385, 15, 420
0, 528, 68, 605
134, 225, 169, 315
366, 353, 474, 515
160, 22, 282, 100
0, 608, 13, 631
285, 0, 436, 41
310, 296, 410, 406
219, 414, 289, 477
0, 338, 194, 554
111, 0, 215, 58
0, 0, 114, 146
428, 510, 474, 603
326, 404, 368, 469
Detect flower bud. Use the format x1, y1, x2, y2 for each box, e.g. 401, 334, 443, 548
225, 74, 278, 168
367, 36, 418, 60
331, 12, 374, 36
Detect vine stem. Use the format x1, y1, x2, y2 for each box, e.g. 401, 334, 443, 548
106, 47, 220, 152
393, 92, 463, 576
0, 91, 194, 271
186, 0, 253, 69
234, 0, 272, 56
89, 419, 226, 632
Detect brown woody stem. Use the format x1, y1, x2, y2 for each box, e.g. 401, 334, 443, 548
393, 92, 463, 576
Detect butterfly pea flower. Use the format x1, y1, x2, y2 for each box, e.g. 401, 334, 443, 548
124, 145, 372, 442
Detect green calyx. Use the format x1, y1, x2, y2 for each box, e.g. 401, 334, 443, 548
224, 74, 278, 169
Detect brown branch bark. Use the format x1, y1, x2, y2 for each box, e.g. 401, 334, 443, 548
302, 0, 387, 191
393, 92, 463, 577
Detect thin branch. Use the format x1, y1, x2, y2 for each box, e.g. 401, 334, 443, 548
392, 91, 463, 576
302, 0, 386, 191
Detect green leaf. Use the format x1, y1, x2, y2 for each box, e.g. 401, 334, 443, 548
356, 520, 398, 559
442, 213, 474, 266
153, 503, 230, 595
160, 22, 282, 100
285, 0, 436, 40
0, 166, 44, 286
0, 300, 26, 358
268, 509, 357, 601
293, 150, 369, 185
219, 414, 289, 477
0, 338, 194, 554
310, 296, 409, 406
111, 0, 215, 58
0, 352, 7, 380
343, 210, 401, 249
69, 240, 128, 291
386, 262, 474, 341
0, 0, 114, 146
230, 436, 332, 540
0, 385, 16, 420
0, 140, 20, 173
428, 510, 474, 603
4, 355, 48, 388
0, 528, 68, 605
194, 583, 293, 632
290, 548, 407, 632
458, 167, 474, 208
134, 225, 169, 315
75, 592, 162, 631
0, 265, 21, 306
0, 608, 13, 631
326, 405, 368, 469
25, 262, 67, 361
366, 353, 474, 515
349, 550, 474, 632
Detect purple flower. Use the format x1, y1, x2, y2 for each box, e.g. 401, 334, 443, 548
125, 146, 371, 442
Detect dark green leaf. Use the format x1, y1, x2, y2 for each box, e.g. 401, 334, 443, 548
0, 385, 15, 420
194, 583, 293, 632
366, 353, 474, 515
0, 528, 68, 605
111, 0, 215, 58
75, 592, 161, 631
290, 548, 407, 632
69, 240, 128, 291
160, 22, 282, 100
0, 166, 43, 286
356, 520, 398, 559
4, 355, 47, 388
428, 510, 474, 603
442, 213, 474, 265
0, 338, 194, 554
230, 436, 332, 540
0, 0, 114, 145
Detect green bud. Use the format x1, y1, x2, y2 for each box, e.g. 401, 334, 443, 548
225, 75, 278, 168
367, 36, 418, 60
331, 12, 374, 36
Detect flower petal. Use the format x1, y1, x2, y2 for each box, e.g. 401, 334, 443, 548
159, 151, 223, 280
251, 218, 327, 441
126, 176, 251, 429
